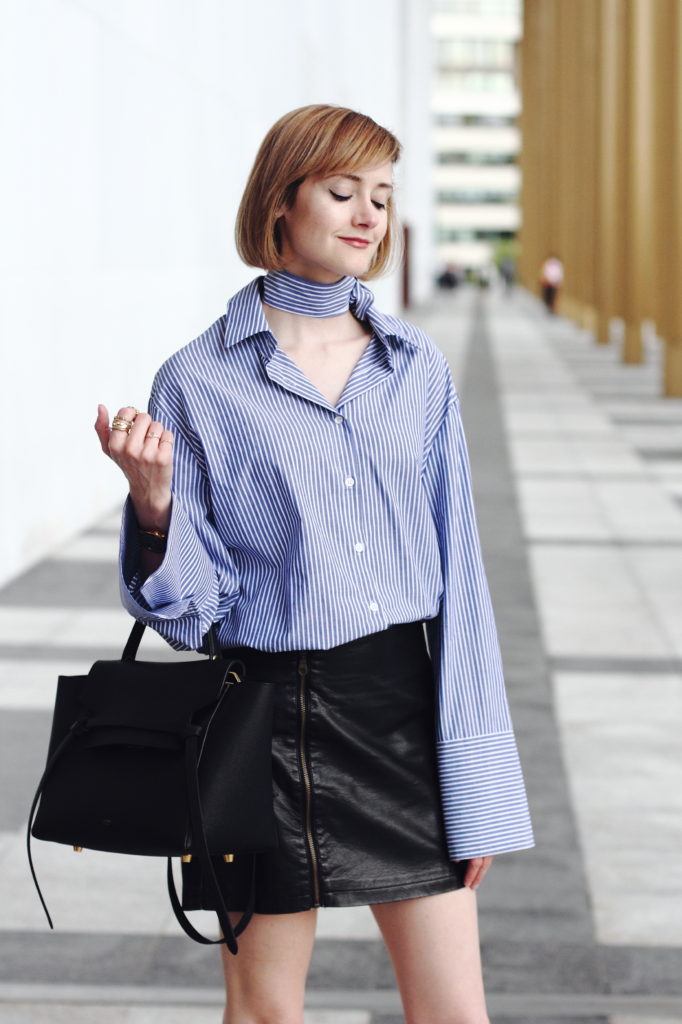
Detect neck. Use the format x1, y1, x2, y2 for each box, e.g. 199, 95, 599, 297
262, 269, 356, 318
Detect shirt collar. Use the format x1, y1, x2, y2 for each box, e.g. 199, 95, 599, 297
223, 276, 421, 351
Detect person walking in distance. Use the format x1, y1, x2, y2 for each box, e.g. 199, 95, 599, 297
540, 253, 564, 313
95, 105, 534, 1024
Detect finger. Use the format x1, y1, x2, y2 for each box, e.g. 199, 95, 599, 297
462, 859, 479, 888
139, 421, 172, 467
94, 404, 111, 455
142, 420, 165, 446
108, 406, 142, 456
113, 412, 150, 459
156, 428, 175, 465
470, 857, 493, 891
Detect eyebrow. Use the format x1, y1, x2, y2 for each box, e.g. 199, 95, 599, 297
335, 173, 394, 191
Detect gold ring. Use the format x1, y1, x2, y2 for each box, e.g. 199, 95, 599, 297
111, 422, 131, 433
146, 432, 161, 440
112, 416, 134, 431
159, 438, 173, 446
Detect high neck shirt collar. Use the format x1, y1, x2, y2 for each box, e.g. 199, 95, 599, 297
262, 269, 356, 318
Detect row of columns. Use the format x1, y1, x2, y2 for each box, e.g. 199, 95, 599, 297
518, 0, 682, 397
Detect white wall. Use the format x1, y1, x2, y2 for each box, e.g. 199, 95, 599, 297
1, 0, 433, 587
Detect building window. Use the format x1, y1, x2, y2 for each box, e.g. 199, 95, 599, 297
437, 190, 517, 204
437, 151, 517, 165
437, 228, 517, 242
434, 113, 517, 127
437, 38, 515, 70
433, 0, 520, 15
437, 70, 515, 93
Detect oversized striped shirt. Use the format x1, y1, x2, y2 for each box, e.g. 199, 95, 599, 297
119, 276, 534, 860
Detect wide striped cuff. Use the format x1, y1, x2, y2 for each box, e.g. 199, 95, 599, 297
437, 732, 535, 860
119, 496, 217, 649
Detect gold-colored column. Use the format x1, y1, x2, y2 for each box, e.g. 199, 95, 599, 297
655, 1, 682, 395
578, 0, 599, 335
620, 0, 655, 364
593, 0, 625, 345
554, 0, 577, 320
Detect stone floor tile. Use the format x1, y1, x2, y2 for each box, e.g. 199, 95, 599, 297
612, 1019, 682, 1024
528, 545, 671, 658
0, 1007, 134, 1023
554, 671, 682, 946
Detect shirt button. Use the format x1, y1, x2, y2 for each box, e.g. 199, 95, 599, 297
354, 542, 365, 552
344, 477, 355, 488
369, 601, 379, 612
334, 415, 344, 424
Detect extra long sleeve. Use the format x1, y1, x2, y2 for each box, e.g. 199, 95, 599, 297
118, 369, 240, 651
423, 396, 534, 859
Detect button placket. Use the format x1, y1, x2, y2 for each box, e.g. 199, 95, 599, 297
334, 406, 382, 621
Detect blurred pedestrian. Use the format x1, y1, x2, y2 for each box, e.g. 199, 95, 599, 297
499, 255, 516, 293
540, 253, 564, 313
95, 104, 533, 1024
436, 262, 461, 289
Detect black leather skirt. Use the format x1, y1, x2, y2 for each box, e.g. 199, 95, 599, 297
181, 621, 467, 915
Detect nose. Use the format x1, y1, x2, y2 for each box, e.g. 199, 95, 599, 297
351, 196, 380, 230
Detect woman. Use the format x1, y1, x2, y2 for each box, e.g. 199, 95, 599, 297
95, 105, 533, 1024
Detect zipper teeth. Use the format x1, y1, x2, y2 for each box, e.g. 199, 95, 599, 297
298, 653, 321, 907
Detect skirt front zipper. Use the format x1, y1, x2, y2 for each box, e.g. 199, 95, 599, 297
297, 652, 321, 907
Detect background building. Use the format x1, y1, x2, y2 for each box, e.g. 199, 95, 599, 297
432, 0, 522, 273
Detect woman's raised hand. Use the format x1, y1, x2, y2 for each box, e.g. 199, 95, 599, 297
95, 404, 174, 531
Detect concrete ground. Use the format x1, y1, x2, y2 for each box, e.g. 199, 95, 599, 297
1, 285, 681, 1022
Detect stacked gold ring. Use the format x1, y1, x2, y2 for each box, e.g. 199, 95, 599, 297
111, 416, 135, 433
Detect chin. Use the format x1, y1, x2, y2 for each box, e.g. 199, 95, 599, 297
338, 254, 375, 279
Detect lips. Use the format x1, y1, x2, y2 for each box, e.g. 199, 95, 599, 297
339, 237, 371, 248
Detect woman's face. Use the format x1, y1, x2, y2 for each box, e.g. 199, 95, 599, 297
276, 162, 394, 283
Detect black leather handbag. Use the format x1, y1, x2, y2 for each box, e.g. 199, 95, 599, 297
27, 620, 278, 953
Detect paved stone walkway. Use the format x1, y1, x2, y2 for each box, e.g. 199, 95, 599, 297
1, 286, 681, 1022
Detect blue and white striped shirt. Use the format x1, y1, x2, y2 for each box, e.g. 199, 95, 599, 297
119, 276, 534, 859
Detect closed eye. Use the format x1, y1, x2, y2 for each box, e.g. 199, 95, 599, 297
330, 189, 387, 211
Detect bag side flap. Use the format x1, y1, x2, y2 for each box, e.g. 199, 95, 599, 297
83, 659, 230, 734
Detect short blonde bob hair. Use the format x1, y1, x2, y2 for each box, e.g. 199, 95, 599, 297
235, 105, 402, 281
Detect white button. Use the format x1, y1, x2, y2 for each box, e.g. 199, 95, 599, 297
334, 415, 344, 423
344, 477, 355, 488
369, 601, 379, 612
354, 542, 365, 552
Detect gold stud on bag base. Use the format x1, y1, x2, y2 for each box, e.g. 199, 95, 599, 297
181, 853, 235, 863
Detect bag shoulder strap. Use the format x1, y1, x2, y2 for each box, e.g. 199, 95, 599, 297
168, 731, 255, 952
26, 719, 87, 928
